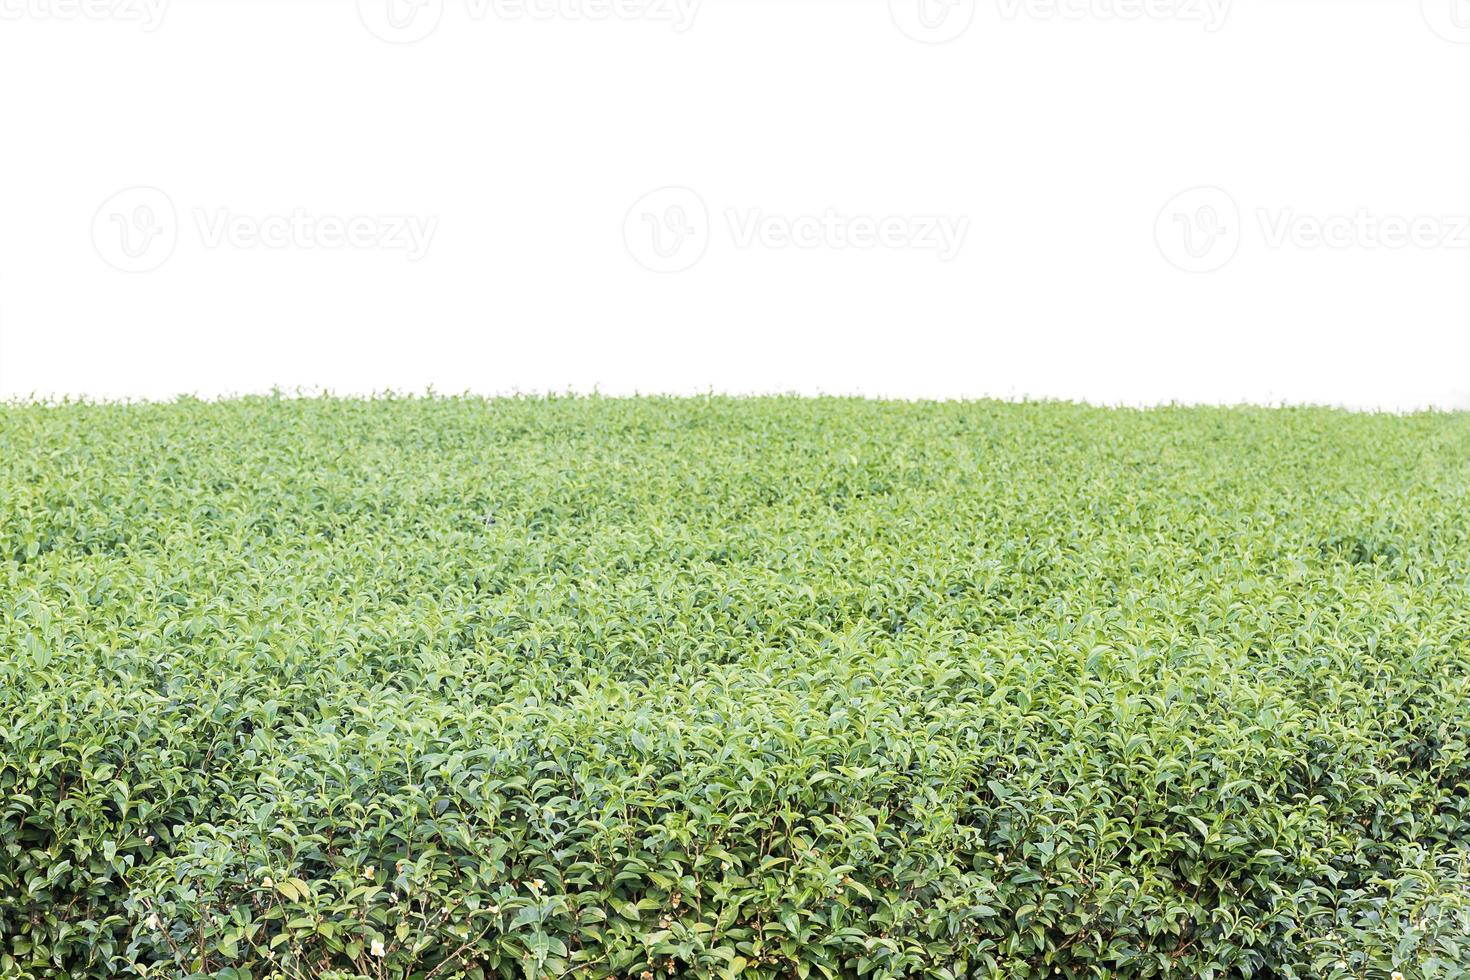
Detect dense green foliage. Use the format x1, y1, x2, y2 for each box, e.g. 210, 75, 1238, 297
2, 395, 1469, 979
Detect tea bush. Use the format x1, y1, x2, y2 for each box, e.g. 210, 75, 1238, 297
2, 395, 1469, 979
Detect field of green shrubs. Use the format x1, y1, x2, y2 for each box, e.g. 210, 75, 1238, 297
2, 395, 1469, 979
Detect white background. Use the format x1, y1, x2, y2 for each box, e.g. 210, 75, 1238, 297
1, 0, 1467, 409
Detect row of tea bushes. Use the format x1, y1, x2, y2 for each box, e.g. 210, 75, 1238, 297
2, 395, 1468, 977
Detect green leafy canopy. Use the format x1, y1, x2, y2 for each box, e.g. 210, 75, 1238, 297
1, 395, 1468, 979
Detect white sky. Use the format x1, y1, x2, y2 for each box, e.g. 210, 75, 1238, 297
1, 0, 1467, 409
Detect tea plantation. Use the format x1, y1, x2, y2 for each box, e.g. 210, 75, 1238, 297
2, 396, 1469, 979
